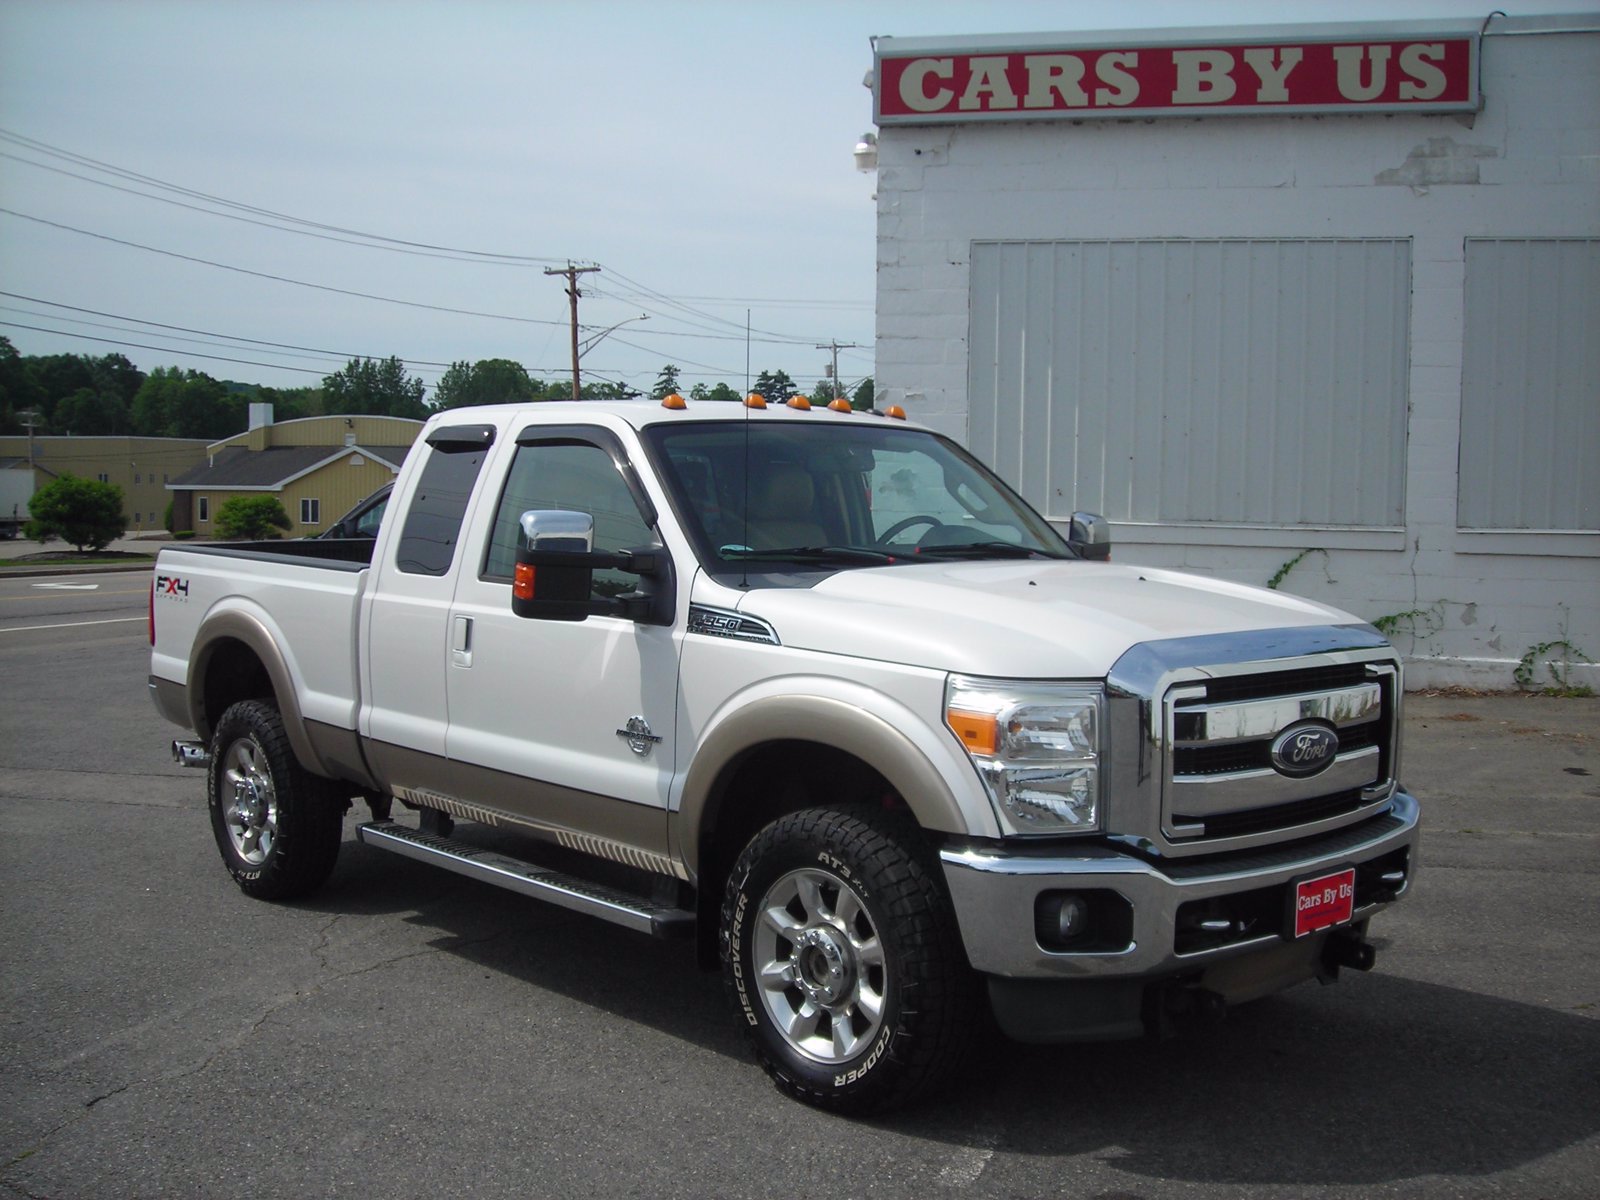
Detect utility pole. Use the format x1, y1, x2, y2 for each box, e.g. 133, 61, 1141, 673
19, 409, 41, 467
816, 341, 861, 402
546, 263, 601, 400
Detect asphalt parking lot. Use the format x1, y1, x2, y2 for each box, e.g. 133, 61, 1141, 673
1, 566, 1597, 1198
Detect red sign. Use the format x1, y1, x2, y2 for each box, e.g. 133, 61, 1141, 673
1292, 868, 1357, 939
875, 34, 1478, 123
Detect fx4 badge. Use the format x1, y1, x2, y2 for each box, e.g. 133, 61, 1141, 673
155, 574, 189, 599
616, 716, 663, 757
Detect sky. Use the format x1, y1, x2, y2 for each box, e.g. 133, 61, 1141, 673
1, 0, 1592, 403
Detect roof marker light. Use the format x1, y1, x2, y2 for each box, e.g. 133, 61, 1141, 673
827, 398, 853, 413
886, 405, 907, 420
786, 395, 811, 410
745, 393, 767, 409
661, 392, 687, 410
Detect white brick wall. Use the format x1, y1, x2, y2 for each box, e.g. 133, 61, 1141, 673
874, 22, 1600, 689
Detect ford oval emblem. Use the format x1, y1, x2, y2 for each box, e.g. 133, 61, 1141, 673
1270, 722, 1340, 778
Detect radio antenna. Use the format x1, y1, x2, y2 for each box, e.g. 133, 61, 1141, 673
741, 307, 751, 588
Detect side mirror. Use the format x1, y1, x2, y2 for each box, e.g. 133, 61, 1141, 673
1069, 511, 1112, 561
511, 510, 675, 624
513, 511, 596, 621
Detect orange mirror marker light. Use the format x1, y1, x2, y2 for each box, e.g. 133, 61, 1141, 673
945, 707, 998, 756
661, 392, 687, 410
786, 395, 811, 410
513, 561, 536, 601
828, 397, 853, 413
745, 393, 767, 409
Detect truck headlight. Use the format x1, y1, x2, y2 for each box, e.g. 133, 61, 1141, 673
945, 677, 1103, 835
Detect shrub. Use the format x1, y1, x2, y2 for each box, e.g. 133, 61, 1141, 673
214, 495, 292, 540
24, 475, 126, 551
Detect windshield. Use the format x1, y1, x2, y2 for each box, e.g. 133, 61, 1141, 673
643, 420, 1069, 577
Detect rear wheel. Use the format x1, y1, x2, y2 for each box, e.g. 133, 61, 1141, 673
721, 807, 979, 1113
207, 700, 344, 900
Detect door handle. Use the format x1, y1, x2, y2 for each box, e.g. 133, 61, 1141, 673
451, 615, 473, 667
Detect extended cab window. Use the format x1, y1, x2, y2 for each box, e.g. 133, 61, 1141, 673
483, 438, 656, 600
395, 425, 495, 576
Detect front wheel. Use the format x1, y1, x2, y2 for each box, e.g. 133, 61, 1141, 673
207, 700, 345, 901
721, 807, 979, 1113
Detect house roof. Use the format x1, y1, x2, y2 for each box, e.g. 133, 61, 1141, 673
167, 445, 411, 491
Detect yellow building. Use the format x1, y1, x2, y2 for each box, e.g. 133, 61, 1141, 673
166, 406, 422, 537
0, 435, 211, 534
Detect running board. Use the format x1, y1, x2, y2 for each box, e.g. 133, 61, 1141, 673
357, 821, 693, 939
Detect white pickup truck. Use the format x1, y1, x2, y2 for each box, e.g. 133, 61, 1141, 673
150, 397, 1419, 1112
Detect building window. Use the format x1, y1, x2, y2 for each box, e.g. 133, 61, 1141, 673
134, 473, 141, 484
198, 497, 209, 523
97, 473, 109, 483
301, 498, 321, 525
134, 512, 141, 524
968, 238, 1411, 528
1459, 238, 1599, 532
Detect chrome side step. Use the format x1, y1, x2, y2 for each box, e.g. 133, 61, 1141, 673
356, 821, 693, 939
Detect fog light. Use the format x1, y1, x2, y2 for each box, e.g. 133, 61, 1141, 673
1036, 892, 1090, 949
1033, 889, 1136, 954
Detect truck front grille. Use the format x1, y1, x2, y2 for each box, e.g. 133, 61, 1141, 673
1162, 659, 1399, 848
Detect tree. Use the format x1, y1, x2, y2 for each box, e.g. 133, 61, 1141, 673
752, 369, 797, 402
704, 382, 742, 402
651, 364, 683, 400
322, 357, 427, 418
24, 475, 125, 551
215, 495, 292, 540
852, 377, 875, 411
54, 387, 129, 435
131, 367, 241, 439
432, 359, 541, 410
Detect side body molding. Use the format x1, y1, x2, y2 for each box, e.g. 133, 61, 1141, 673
673, 692, 975, 881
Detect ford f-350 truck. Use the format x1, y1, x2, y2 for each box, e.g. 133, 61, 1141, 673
150, 397, 1418, 1112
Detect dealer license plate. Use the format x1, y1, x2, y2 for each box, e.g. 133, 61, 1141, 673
1291, 867, 1356, 939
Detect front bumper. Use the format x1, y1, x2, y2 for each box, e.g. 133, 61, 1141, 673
940, 790, 1419, 983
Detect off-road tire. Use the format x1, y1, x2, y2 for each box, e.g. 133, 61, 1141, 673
207, 699, 344, 900
721, 806, 979, 1113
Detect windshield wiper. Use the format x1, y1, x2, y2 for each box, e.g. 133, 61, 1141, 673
912, 541, 1064, 560
721, 545, 898, 566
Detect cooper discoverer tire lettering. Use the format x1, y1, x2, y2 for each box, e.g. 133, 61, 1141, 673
720, 806, 978, 1113
207, 699, 345, 901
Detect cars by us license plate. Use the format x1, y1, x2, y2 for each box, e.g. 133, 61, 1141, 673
1290, 867, 1356, 939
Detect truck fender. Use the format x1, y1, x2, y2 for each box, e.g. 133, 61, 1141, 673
675, 690, 990, 881
187, 606, 332, 780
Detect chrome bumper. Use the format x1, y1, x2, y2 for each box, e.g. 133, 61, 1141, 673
940, 791, 1419, 980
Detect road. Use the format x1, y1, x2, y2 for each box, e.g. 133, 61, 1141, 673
2, 574, 1597, 1199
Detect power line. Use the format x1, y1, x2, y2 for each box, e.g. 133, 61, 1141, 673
0, 150, 555, 268
0, 207, 564, 326
0, 128, 560, 264
0, 321, 338, 377
0, 293, 457, 367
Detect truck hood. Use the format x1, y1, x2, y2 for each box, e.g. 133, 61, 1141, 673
740, 560, 1364, 678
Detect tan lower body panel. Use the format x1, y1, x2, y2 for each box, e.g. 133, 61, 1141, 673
364, 740, 680, 879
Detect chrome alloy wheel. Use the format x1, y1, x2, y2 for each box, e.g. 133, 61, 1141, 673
221, 737, 278, 865
753, 867, 887, 1064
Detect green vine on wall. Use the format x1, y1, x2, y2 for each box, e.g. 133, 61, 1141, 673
1371, 602, 1451, 641
1514, 639, 1595, 697
1266, 548, 1328, 590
